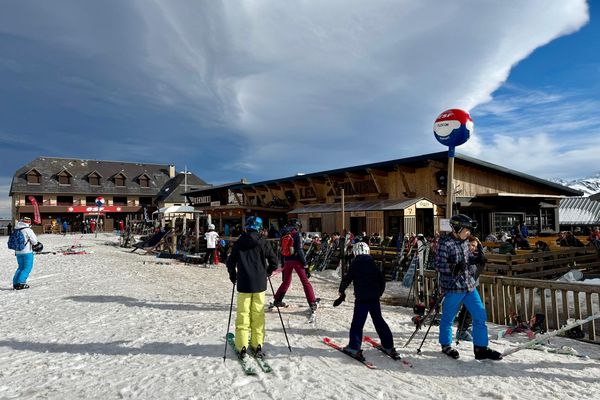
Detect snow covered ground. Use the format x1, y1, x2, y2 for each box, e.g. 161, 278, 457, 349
2, 233, 600, 400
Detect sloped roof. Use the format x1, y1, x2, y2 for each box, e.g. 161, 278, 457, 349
230, 151, 582, 196
155, 173, 210, 203
9, 157, 207, 198
559, 197, 600, 225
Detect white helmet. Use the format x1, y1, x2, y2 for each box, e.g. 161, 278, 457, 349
208, 224, 215, 230
353, 242, 370, 256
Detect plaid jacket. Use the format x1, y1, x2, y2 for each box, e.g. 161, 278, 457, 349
435, 233, 476, 293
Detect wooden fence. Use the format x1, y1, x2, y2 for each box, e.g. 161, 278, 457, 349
419, 271, 600, 342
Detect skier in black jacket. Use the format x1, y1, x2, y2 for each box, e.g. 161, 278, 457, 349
227, 216, 279, 359
334, 242, 398, 360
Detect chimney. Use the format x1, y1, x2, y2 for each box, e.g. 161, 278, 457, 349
169, 165, 176, 178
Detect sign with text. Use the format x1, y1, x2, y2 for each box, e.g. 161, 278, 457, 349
67, 206, 125, 213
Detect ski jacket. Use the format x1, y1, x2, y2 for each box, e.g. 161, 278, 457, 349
338, 255, 386, 303
14, 221, 39, 255
227, 231, 279, 293
282, 228, 307, 266
204, 230, 219, 249
435, 233, 476, 294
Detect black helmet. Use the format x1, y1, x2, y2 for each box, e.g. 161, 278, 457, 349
449, 214, 477, 233
287, 218, 302, 229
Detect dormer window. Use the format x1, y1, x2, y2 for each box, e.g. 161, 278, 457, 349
57, 170, 72, 185
138, 174, 150, 188
114, 173, 126, 187
87, 171, 102, 186
26, 169, 41, 185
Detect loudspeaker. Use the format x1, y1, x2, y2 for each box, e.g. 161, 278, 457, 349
435, 170, 447, 188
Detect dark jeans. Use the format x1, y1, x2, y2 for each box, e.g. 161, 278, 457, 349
203, 248, 216, 265
348, 301, 393, 350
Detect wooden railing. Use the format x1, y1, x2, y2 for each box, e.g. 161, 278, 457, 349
484, 247, 600, 278
419, 271, 600, 342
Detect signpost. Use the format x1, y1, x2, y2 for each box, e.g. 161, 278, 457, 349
95, 196, 105, 238
433, 109, 473, 218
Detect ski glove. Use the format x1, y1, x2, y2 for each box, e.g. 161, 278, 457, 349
333, 293, 346, 307
229, 272, 236, 285
452, 261, 467, 276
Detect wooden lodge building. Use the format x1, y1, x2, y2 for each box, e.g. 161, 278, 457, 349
9, 157, 208, 233
187, 152, 582, 239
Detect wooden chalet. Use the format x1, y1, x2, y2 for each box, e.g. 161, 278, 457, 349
223, 152, 581, 238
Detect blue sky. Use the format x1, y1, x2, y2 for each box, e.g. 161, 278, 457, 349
0, 1, 596, 218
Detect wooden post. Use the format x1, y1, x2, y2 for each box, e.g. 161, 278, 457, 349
195, 213, 200, 253
446, 149, 455, 218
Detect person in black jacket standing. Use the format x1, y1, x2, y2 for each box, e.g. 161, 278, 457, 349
227, 216, 279, 359
334, 242, 398, 360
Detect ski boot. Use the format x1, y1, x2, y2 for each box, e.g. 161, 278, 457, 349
238, 346, 249, 360
441, 345, 460, 359
342, 346, 365, 362
271, 300, 287, 308
456, 329, 473, 342
384, 347, 402, 360
14, 283, 30, 290
309, 301, 319, 312
474, 346, 503, 361
253, 344, 266, 359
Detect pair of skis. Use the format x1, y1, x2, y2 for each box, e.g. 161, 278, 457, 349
226, 333, 272, 375
323, 336, 413, 369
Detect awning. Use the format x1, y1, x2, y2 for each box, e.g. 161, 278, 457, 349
289, 198, 435, 214
154, 205, 203, 215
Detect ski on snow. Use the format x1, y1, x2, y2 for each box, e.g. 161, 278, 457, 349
225, 333, 258, 375
501, 312, 600, 357
322, 337, 377, 369
362, 336, 413, 368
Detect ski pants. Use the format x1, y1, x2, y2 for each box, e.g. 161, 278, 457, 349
348, 301, 394, 351
439, 290, 488, 347
235, 291, 266, 352
203, 248, 216, 265
13, 253, 34, 286
274, 260, 316, 305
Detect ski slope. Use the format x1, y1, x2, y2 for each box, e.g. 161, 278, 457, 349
1, 233, 600, 399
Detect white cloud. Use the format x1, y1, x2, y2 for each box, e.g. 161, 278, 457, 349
0, 0, 591, 188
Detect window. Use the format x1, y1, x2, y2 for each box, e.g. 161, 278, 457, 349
139, 196, 153, 206
26, 170, 41, 184
25, 195, 43, 205
541, 208, 556, 231
309, 218, 322, 233
57, 196, 73, 206
88, 172, 101, 186
58, 171, 71, 185
139, 175, 150, 188
113, 196, 127, 206
493, 213, 523, 235
114, 174, 126, 187
86, 196, 97, 206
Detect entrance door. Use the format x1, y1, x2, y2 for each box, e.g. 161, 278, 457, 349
416, 209, 434, 237
350, 217, 366, 235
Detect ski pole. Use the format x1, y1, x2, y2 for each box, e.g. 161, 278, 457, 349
455, 306, 469, 345
223, 283, 236, 362
416, 304, 443, 354
268, 276, 292, 352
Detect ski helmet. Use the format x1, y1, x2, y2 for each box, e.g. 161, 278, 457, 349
287, 218, 302, 229
245, 216, 263, 231
449, 214, 477, 233
353, 241, 370, 256
208, 223, 215, 230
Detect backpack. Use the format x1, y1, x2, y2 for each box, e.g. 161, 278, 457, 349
7, 228, 28, 251
280, 233, 295, 257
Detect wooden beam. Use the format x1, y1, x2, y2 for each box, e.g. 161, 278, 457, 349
366, 167, 388, 177
367, 169, 382, 194
325, 175, 338, 196
345, 172, 357, 192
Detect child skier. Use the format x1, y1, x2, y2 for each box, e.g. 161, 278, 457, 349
226, 216, 279, 359
334, 242, 398, 361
